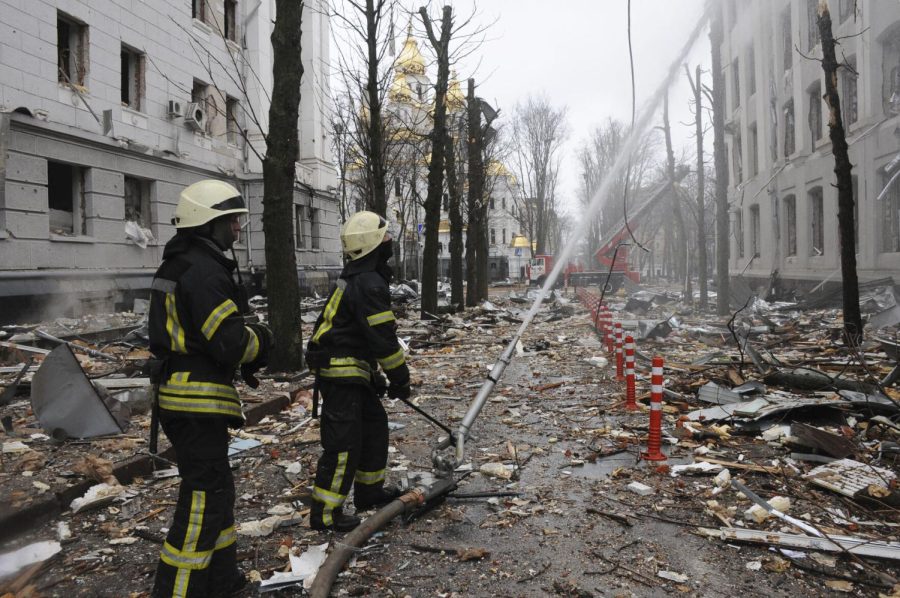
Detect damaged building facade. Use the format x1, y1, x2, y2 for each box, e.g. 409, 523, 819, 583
0, 0, 340, 321
720, 0, 900, 293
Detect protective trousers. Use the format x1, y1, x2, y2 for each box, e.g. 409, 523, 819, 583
152, 417, 239, 598
311, 381, 389, 526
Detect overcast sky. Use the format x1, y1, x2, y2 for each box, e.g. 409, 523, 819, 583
453, 0, 711, 214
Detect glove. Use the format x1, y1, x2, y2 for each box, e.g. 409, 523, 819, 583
387, 383, 410, 400
241, 363, 261, 389
247, 322, 274, 366
373, 371, 388, 399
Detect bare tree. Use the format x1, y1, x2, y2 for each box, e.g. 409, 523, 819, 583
818, 3, 862, 343
662, 93, 690, 303
685, 64, 708, 310
709, 0, 730, 315
509, 95, 567, 255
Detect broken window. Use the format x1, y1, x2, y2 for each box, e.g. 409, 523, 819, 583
882, 25, 900, 115
191, 80, 211, 133
735, 209, 744, 259
225, 0, 238, 42
120, 45, 144, 111
784, 194, 797, 256
809, 186, 825, 256
490, 228, 496, 244
749, 204, 760, 258
784, 99, 795, 157
881, 170, 900, 253
48, 162, 86, 236
732, 131, 743, 185
123, 176, 151, 227
747, 44, 756, 96
749, 123, 759, 177
295, 204, 306, 249
192, 0, 205, 22
226, 97, 239, 144
57, 12, 88, 86
841, 58, 858, 127
839, 0, 855, 23
782, 7, 792, 72
309, 207, 320, 250
808, 82, 822, 144
732, 57, 740, 111
807, 0, 821, 50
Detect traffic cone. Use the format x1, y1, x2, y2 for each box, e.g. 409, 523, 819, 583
614, 322, 624, 381
641, 356, 667, 461
624, 335, 637, 411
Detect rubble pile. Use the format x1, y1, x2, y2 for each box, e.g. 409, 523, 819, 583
0, 283, 898, 596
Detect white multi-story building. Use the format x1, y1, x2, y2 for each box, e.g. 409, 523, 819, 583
0, 0, 339, 320
719, 0, 900, 292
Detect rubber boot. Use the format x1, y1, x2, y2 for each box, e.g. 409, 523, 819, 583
310, 503, 361, 532
354, 484, 403, 511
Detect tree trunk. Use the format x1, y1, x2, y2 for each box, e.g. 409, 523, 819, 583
476, 192, 489, 300
710, 2, 731, 316
688, 64, 708, 311
419, 5, 452, 318
465, 78, 481, 307
444, 126, 464, 308
818, 4, 863, 344
662, 95, 689, 303
263, 0, 304, 372
365, 0, 387, 216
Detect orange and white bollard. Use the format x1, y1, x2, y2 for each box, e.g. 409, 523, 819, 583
624, 335, 637, 411
641, 356, 667, 461
604, 311, 614, 354
614, 322, 624, 380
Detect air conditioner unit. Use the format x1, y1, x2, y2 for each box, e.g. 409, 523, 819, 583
184, 102, 206, 131
167, 99, 182, 118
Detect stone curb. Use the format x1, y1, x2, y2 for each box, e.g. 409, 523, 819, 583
0, 393, 293, 543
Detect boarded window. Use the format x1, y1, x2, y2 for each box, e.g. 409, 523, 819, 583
124, 176, 151, 227
782, 8, 792, 72
48, 162, 86, 236
749, 204, 760, 258
881, 171, 900, 253
809, 186, 825, 256
808, 82, 822, 144
784, 195, 797, 256
57, 12, 88, 86
120, 45, 144, 110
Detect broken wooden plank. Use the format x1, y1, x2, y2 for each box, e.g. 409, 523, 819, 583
695, 457, 782, 474
697, 527, 900, 561
791, 423, 856, 459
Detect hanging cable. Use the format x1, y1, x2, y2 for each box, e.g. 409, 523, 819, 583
622, 0, 649, 253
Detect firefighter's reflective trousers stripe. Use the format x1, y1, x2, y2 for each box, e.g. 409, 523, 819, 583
152, 417, 238, 598
311, 381, 389, 526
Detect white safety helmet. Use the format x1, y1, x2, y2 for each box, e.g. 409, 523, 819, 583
341, 211, 388, 261
172, 180, 248, 229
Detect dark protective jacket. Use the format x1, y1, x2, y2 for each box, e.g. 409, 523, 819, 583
148, 233, 260, 427
307, 249, 409, 388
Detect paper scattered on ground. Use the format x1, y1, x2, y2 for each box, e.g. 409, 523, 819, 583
259, 542, 329, 590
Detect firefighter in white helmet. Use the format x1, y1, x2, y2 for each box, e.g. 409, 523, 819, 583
305, 211, 410, 531
148, 179, 272, 596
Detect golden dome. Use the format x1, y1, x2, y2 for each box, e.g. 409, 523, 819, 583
487, 160, 511, 177
389, 71, 413, 103
447, 72, 465, 112
396, 25, 426, 76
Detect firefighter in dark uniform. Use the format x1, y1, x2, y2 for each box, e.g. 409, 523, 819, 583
306, 211, 410, 531
148, 180, 272, 597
